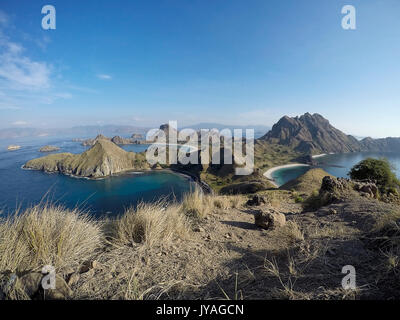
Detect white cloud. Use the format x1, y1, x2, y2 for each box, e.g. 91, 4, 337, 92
97, 74, 112, 80
12, 121, 28, 126
0, 40, 51, 90
0, 10, 72, 113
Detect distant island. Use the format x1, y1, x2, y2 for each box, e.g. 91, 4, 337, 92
7, 145, 21, 151
80, 134, 147, 146
39, 145, 60, 152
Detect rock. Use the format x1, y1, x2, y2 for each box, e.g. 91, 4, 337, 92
320, 176, 350, 194
43, 275, 72, 300
353, 181, 378, 198
246, 195, 266, 206
90, 260, 99, 269
39, 145, 60, 152
67, 273, 80, 286
328, 208, 337, 215
19, 272, 43, 297
254, 210, 286, 230
194, 227, 205, 232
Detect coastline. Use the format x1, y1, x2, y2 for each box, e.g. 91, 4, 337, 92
312, 153, 328, 159
263, 163, 311, 187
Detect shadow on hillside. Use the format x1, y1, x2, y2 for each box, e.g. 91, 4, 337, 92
180, 237, 395, 300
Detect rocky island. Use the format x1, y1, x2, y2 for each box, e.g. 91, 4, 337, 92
24, 137, 149, 178
39, 145, 60, 152
81, 134, 147, 146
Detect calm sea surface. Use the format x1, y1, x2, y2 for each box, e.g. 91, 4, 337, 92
271, 152, 400, 187
0, 136, 195, 217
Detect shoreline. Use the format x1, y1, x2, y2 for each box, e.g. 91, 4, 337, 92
312, 153, 328, 159
263, 163, 311, 187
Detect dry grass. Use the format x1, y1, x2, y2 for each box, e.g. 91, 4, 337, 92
113, 201, 191, 247
181, 189, 243, 219
373, 209, 400, 232
274, 220, 304, 244
182, 188, 211, 219
0, 205, 102, 275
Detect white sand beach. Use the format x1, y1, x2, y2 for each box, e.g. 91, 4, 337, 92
312, 153, 327, 159
263, 163, 310, 187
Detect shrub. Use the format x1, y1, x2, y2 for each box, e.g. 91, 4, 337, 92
349, 158, 400, 193
181, 188, 210, 219
294, 195, 304, 203
115, 201, 190, 247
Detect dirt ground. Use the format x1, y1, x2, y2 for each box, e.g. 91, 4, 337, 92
71, 192, 400, 300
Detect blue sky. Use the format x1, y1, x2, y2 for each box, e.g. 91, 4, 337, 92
0, 0, 399, 137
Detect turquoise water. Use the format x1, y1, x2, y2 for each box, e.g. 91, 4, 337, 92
0, 136, 195, 217
271, 152, 400, 187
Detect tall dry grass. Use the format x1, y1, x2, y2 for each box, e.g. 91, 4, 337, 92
181, 188, 210, 219
114, 201, 191, 247
0, 205, 102, 275
181, 189, 243, 219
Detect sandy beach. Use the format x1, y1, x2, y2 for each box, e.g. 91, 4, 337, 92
263, 163, 311, 187
312, 153, 327, 159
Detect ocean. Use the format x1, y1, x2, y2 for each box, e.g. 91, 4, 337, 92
0, 136, 195, 217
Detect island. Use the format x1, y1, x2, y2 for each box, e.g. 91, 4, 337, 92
7, 145, 21, 151
24, 137, 149, 178
39, 145, 60, 152
80, 134, 148, 146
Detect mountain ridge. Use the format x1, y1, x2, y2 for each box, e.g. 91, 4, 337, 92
260, 113, 400, 154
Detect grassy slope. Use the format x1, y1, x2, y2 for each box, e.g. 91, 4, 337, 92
280, 168, 333, 195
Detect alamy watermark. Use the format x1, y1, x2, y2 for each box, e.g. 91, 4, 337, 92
41, 5, 56, 30
145, 121, 254, 176
341, 265, 356, 290
342, 5, 356, 30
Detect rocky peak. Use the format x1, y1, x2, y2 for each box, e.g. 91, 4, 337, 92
260, 113, 361, 154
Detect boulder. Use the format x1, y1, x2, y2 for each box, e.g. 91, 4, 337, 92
246, 195, 266, 206
320, 176, 351, 194
254, 210, 286, 230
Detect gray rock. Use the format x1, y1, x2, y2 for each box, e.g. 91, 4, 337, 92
254, 210, 286, 230
246, 195, 266, 206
